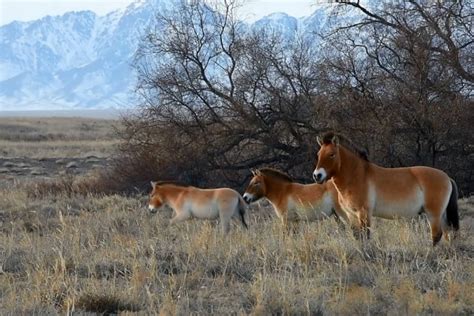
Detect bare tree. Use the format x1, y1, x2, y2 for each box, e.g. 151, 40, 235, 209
116, 0, 325, 190
112, 0, 473, 195
333, 0, 473, 83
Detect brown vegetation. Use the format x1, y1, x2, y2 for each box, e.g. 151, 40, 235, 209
0, 113, 472, 314
1, 0, 473, 313
1, 185, 473, 314
1, 116, 471, 313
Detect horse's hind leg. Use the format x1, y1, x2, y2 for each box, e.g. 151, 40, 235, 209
237, 201, 248, 229
219, 207, 232, 235
426, 211, 443, 246
424, 192, 449, 246
442, 229, 450, 242
239, 212, 248, 229
220, 218, 231, 235
442, 213, 451, 242
430, 217, 443, 246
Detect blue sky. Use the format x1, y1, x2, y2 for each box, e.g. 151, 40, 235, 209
0, 0, 317, 25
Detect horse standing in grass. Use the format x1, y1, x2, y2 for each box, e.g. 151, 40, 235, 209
148, 182, 248, 234
313, 132, 459, 246
243, 168, 348, 226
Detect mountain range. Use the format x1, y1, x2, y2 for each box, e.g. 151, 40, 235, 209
0, 0, 341, 110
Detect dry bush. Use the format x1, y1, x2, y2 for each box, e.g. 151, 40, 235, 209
24, 173, 116, 198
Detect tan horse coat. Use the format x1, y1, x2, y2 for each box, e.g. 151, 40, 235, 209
313, 133, 459, 245
243, 168, 347, 226
148, 182, 248, 234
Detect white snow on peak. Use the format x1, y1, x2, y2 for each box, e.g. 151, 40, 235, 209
0, 0, 337, 110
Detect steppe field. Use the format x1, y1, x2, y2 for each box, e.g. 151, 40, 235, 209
0, 117, 473, 315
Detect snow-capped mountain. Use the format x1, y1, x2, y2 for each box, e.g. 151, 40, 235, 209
0, 0, 337, 110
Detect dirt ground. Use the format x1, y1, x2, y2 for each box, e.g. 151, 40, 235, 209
0, 117, 117, 188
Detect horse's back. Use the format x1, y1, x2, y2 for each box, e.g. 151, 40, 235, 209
289, 183, 326, 202
192, 187, 239, 199
408, 166, 451, 191
370, 165, 449, 193
211, 187, 242, 201
185, 187, 240, 219
202, 187, 242, 210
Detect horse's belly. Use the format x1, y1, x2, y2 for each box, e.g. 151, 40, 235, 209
190, 204, 219, 219
287, 194, 333, 221
373, 193, 424, 219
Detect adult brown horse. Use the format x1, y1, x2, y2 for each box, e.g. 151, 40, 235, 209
243, 168, 349, 226
313, 132, 459, 246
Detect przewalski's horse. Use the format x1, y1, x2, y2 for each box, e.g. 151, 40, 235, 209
148, 182, 248, 234
243, 168, 347, 226
313, 132, 459, 246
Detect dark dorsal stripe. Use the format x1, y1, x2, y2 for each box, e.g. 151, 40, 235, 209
259, 168, 294, 183
322, 132, 369, 161
155, 181, 191, 188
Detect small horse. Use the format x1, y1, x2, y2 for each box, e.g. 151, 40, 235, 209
313, 132, 459, 246
243, 168, 347, 226
148, 181, 248, 234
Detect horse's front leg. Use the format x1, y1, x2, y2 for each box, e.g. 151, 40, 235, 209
357, 207, 371, 240
340, 204, 368, 240
273, 208, 288, 229
280, 211, 297, 234
169, 210, 191, 225
281, 212, 289, 230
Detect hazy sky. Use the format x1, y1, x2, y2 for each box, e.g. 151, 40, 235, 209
0, 0, 317, 26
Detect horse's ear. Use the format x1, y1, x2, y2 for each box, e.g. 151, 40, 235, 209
332, 135, 340, 146
150, 181, 157, 189
317, 136, 323, 146
255, 169, 262, 176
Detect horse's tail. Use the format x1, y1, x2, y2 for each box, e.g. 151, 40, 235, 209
445, 179, 460, 231
238, 196, 248, 229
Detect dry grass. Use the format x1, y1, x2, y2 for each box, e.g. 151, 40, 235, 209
0, 139, 119, 159
0, 117, 472, 314
1, 186, 473, 314
23, 173, 114, 198
0, 117, 119, 158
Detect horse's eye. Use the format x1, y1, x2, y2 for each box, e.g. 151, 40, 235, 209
330, 153, 336, 159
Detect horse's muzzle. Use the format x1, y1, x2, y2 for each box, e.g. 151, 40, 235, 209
242, 193, 253, 204
313, 169, 326, 184
148, 204, 157, 213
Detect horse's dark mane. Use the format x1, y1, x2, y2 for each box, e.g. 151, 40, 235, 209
258, 168, 294, 183
322, 132, 369, 161
154, 181, 191, 188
